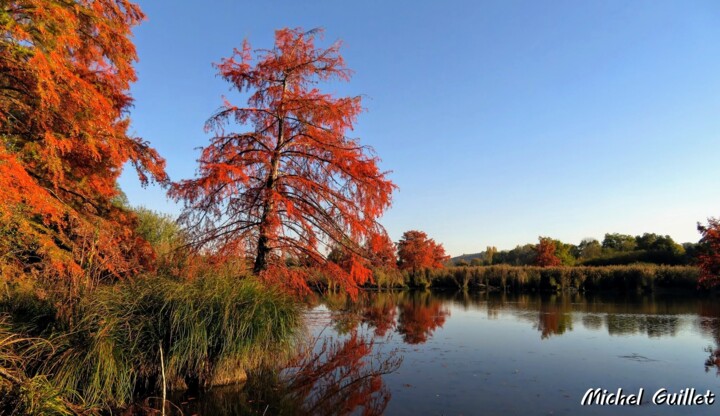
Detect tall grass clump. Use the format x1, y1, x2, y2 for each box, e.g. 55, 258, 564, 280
41, 275, 303, 409
0, 315, 79, 416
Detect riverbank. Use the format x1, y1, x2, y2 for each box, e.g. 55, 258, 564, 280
0, 274, 302, 415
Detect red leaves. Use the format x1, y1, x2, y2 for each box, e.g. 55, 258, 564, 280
367, 233, 398, 269
397, 230, 449, 272
534, 237, 562, 267
1, 1, 166, 288
171, 28, 396, 295
697, 218, 720, 288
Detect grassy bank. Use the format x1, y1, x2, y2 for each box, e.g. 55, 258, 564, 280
398, 265, 702, 293
0, 274, 303, 414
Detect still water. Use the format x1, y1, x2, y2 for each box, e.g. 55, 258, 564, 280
178, 291, 720, 415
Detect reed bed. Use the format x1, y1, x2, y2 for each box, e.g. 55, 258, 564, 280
0, 274, 303, 411
413, 265, 701, 293
0, 315, 79, 415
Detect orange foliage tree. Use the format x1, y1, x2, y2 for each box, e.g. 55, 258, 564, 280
697, 218, 720, 288
367, 233, 398, 269
0, 1, 166, 287
396, 230, 449, 277
170, 28, 395, 295
534, 237, 561, 267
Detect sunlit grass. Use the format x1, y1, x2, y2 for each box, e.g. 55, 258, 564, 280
0, 273, 303, 411
422, 264, 701, 292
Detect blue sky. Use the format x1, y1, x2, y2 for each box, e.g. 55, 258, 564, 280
119, 0, 720, 256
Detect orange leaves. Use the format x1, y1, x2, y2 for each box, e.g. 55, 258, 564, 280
171, 28, 396, 295
397, 230, 449, 272
1, 1, 166, 288
534, 237, 562, 267
367, 233, 397, 269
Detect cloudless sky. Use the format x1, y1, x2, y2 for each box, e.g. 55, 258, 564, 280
119, 0, 720, 256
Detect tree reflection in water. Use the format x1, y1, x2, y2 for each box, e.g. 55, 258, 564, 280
536, 301, 573, 339
282, 330, 403, 415
322, 291, 450, 344
167, 330, 402, 415
323, 291, 398, 337
699, 302, 720, 375
396, 292, 450, 344
360, 295, 397, 337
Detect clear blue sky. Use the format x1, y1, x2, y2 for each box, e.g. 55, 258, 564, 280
119, 0, 720, 256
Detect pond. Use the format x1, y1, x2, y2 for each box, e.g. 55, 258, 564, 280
174, 290, 720, 415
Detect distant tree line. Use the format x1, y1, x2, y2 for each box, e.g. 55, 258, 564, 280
454, 232, 696, 268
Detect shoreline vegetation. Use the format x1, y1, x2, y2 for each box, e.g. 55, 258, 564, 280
2, 1, 719, 414
0, 274, 303, 414
392, 264, 704, 293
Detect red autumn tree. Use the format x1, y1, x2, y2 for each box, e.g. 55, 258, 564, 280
396, 230, 449, 277
367, 233, 398, 269
170, 28, 395, 295
534, 237, 562, 267
697, 218, 720, 288
0, 1, 166, 287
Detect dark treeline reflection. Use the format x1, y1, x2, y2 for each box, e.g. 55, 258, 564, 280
163, 330, 402, 416
320, 290, 720, 343
444, 291, 720, 340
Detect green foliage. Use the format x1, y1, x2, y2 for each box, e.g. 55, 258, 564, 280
553, 240, 576, 266
0, 274, 302, 411
578, 238, 602, 260
493, 244, 537, 266
453, 232, 694, 268
602, 233, 637, 252
580, 249, 686, 266
1, 375, 79, 416
133, 207, 184, 250
133, 207, 191, 277
371, 267, 405, 289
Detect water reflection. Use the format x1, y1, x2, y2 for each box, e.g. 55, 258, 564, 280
320, 291, 450, 344
438, 291, 720, 341
280, 330, 402, 415
166, 291, 720, 415
168, 330, 402, 416
320, 290, 720, 345
699, 303, 720, 375
360, 294, 397, 337
536, 302, 573, 339
396, 291, 450, 344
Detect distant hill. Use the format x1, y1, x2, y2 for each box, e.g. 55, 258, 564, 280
451, 252, 484, 264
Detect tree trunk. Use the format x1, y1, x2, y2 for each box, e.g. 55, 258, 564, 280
253, 79, 287, 274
